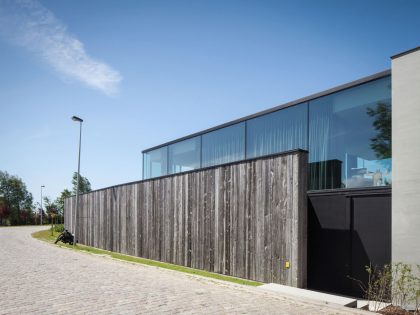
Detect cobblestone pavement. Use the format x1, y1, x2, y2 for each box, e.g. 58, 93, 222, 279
0, 226, 371, 314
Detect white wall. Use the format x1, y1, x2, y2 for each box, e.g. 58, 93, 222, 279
391, 48, 420, 269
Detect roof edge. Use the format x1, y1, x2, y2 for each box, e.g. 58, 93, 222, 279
391, 46, 420, 60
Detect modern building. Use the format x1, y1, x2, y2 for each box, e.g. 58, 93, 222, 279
141, 46, 419, 297
142, 70, 392, 296
65, 46, 420, 298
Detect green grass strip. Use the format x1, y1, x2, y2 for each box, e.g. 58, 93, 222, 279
32, 229, 263, 287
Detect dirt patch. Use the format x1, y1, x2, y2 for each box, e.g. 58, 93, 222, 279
378, 305, 417, 315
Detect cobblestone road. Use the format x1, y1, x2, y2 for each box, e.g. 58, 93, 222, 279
0, 226, 370, 314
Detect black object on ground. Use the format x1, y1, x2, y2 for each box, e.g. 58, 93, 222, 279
55, 230, 75, 245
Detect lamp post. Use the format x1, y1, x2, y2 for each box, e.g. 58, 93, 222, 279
72, 115, 83, 246
40, 185, 45, 225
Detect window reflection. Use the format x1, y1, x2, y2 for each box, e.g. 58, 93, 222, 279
143, 75, 392, 191
308, 76, 392, 190
143, 147, 168, 179
246, 103, 308, 158
168, 137, 201, 174
367, 102, 391, 160
202, 123, 245, 167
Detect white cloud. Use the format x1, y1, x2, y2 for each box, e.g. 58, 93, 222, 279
0, 0, 122, 95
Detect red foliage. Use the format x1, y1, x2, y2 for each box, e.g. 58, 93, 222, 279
0, 203, 11, 219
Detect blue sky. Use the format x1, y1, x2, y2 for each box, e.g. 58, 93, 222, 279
0, 0, 419, 203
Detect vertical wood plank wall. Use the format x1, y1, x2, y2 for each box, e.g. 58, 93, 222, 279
65, 150, 308, 287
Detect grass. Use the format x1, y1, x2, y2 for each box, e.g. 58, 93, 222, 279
32, 229, 263, 287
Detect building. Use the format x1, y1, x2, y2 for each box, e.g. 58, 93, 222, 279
65, 46, 420, 298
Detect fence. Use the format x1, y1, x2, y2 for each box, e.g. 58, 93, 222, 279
65, 149, 308, 287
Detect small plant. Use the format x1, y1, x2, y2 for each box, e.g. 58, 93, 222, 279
414, 265, 420, 314
54, 224, 64, 233
351, 263, 420, 313
392, 263, 418, 311
354, 264, 392, 311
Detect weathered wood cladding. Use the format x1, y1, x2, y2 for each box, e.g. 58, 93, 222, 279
65, 151, 308, 287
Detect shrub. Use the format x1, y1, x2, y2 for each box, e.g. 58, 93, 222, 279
351, 263, 420, 312
54, 224, 64, 233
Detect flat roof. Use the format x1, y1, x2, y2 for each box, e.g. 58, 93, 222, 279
391, 46, 420, 59
143, 69, 391, 153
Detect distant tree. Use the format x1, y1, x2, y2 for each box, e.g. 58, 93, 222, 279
35, 207, 47, 224
367, 102, 391, 159
0, 171, 33, 225
43, 197, 57, 216
43, 196, 58, 230
0, 197, 11, 225
55, 189, 71, 221
19, 209, 34, 225
72, 172, 91, 194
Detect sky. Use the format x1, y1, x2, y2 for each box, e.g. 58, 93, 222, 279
0, 0, 419, 205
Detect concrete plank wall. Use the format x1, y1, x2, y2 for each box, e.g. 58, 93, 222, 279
65, 150, 308, 287
391, 47, 420, 269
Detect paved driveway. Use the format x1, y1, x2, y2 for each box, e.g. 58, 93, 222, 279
0, 226, 370, 314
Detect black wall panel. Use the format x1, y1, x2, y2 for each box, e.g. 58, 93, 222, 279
308, 189, 391, 297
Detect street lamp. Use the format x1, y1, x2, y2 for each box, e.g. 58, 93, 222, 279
40, 185, 45, 225
72, 115, 83, 246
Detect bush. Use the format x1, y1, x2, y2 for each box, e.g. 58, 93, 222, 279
351, 263, 420, 312
54, 224, 64, 233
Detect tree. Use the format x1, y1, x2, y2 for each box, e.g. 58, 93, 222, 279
43, 197, 58, 217
55, 189, 71, 221
72, 172, 92, 194
43, 196, 58, 234
19, 209, 34, 225
0, 171, 34, 225
35, 207, 46, 225
367, 102, 391, 159
0, 197, 11, 225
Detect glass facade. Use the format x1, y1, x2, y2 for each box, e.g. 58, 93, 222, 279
309, 76, 391, 190
202, 123, 245, 167
246, 103, 308, 158
168, 136, 201, 174
143, 146, 168, 179
143, 75, 392, 190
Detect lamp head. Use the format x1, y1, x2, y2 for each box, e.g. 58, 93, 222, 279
41, 185, 45, 188
71, 116, 83, 122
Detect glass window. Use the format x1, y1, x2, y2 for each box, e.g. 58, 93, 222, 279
246, 103, 308, 158
143, 146, 168, 179
202, 122, 245, 167
168, 136, 201, 174
308, 76, 392, 190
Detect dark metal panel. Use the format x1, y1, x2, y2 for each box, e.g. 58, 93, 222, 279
307, 194, 352, 295
308, 186, 391, 196
308, 190, 392, 298
351, 194, 392, 296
